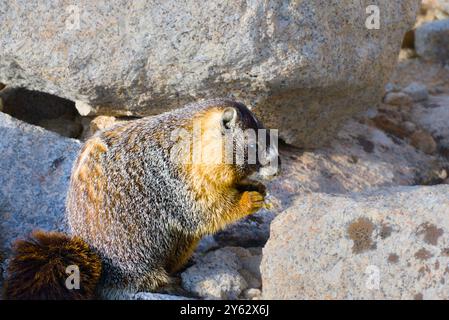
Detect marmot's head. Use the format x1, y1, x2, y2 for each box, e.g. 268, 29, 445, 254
173, 99, 280, 187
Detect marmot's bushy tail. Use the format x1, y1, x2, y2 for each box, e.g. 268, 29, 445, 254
4, 230, 102, 300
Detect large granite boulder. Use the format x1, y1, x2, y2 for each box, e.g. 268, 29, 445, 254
261, 185, 449, 299
0, 1, 419, 147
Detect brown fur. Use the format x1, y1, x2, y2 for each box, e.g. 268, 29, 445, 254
4, 230, 102, 300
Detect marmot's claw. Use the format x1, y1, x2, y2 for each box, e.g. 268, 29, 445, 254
242, 191, 265, 214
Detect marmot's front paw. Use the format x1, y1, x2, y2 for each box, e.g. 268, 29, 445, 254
241, 191, 265, 214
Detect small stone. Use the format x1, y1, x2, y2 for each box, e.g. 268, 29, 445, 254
243, 288, 261, 300
181, 248, 248, 299
410, 130, 437, 154
384, 92, 413, 106
402, 82, 429, 102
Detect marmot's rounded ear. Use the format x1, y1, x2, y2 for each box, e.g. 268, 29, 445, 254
221, 107, 238, 131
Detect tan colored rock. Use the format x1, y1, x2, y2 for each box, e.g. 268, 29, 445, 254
403, 82, 429, 102
261, 185, 449, 299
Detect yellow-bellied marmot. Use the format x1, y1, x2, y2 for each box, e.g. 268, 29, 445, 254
4, 98, 280, 299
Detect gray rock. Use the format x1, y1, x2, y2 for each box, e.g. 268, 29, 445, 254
261, 185, 449, 299
268, 118, 444, 198
0, 112, 80, 255
402, 82, 429, 102
421, 0, 449, 20
0, 1, 420, 147
384, 82, 401, 94
181, 248, 248, 299
195, 235, 220, 255
415, 19, 449, 63
383, 92, 413, 106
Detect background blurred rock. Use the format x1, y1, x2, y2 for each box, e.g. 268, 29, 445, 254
418, 0, 449, 24
0, 0, 420, 147
2, 0, 449, 300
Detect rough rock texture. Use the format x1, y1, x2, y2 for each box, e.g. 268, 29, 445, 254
0, 112, 80, 253
181, 247, 262, 299
0, 0, 420, 147
214, 111, 447, 247
261, 185, 449, 299
0, 111, 80, 298
415, 19, 449, 63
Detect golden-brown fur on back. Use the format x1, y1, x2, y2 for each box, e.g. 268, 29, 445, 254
4, 230, 102, 300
